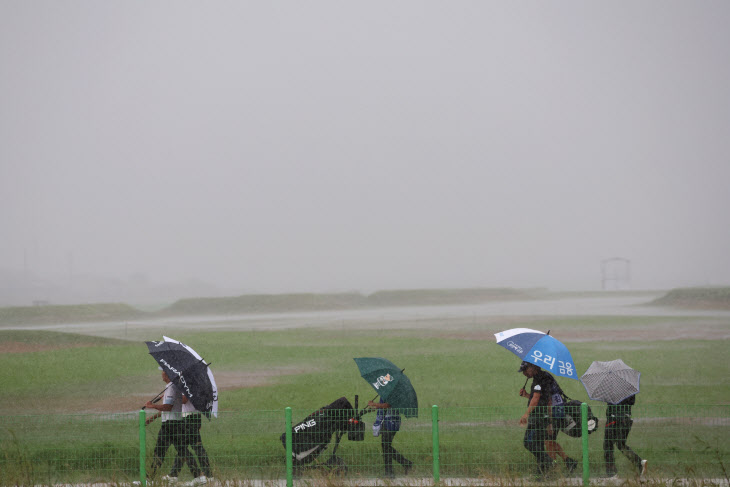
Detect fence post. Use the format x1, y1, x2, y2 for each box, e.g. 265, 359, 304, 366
581, 402, 589, 487
432, 404, 440, 483
285, 407, 293, 487
139, 409, 146, 486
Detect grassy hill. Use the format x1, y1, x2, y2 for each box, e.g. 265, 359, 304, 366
366, 287, 534, 306
0, 287, 542, 326
161, 287, 541, 316
159, 292, 368, 315
651, 286, 730, 309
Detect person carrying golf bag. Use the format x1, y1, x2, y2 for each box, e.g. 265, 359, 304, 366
603, 394, 648, 478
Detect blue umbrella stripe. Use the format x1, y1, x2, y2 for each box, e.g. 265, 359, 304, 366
528, 349, 575, 377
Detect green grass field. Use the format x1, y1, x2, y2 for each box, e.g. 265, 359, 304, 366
1, 292, 729, 484
2, 317, 729, 413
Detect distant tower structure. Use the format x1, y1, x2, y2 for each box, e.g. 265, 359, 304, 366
601, 257, 631, 290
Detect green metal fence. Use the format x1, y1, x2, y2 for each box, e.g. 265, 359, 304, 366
1, 404, 728, 485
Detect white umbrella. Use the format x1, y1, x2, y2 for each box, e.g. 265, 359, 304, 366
580, 359, 640, 404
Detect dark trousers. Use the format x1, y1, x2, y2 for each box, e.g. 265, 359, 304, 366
604, 417, 642, 474
523, 418, 552, 474
151, 420, 190, 476
171, 414, 212, 478
380, 430, 412, 476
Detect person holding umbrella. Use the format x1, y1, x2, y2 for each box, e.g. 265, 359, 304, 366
143, 337, 220, 483
354, 358, 417, 479
144, 368, 193, 482
518, 361, 560, 479
580, 359, 648, 478
495, 329, 580, 477
603, 394, 647, 478
170, 394, 214, 485
367, 398, 413, 479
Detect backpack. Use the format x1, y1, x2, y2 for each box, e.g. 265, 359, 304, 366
559, 399, 599, 438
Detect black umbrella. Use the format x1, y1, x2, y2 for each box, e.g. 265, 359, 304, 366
145, 336, 218, 417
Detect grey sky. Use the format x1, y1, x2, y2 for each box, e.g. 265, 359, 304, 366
1, 1, 729, 301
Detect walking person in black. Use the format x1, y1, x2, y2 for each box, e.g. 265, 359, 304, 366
518, 361, 555, 478
368, 398, 413, 478
604, 394, 648, 478
144, 369, 193, 482
544, 378, 578, 475
170, 394, 214, 485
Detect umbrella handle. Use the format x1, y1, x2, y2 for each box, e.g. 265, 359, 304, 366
519, 378, 529, 397
141, 391, 164, 410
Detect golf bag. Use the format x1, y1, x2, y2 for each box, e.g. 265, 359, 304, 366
559, 399, 599, 438
280, 396, 365, 474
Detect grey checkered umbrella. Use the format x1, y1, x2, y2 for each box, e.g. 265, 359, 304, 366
580, 359, 640, 404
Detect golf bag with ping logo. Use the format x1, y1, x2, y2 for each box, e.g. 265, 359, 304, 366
280, 396, 365, 475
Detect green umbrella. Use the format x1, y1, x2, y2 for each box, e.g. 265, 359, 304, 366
354, 357, 418, 418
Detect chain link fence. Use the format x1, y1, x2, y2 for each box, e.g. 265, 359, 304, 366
1, 404, 728, 485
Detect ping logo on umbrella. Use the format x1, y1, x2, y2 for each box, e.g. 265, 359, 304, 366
372, 374, 394, 389
507, 341, 523, 354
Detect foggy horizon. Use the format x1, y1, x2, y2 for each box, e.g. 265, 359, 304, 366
2, 2, 730, 306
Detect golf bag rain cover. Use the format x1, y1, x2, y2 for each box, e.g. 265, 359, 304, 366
281, 397, 354, 465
